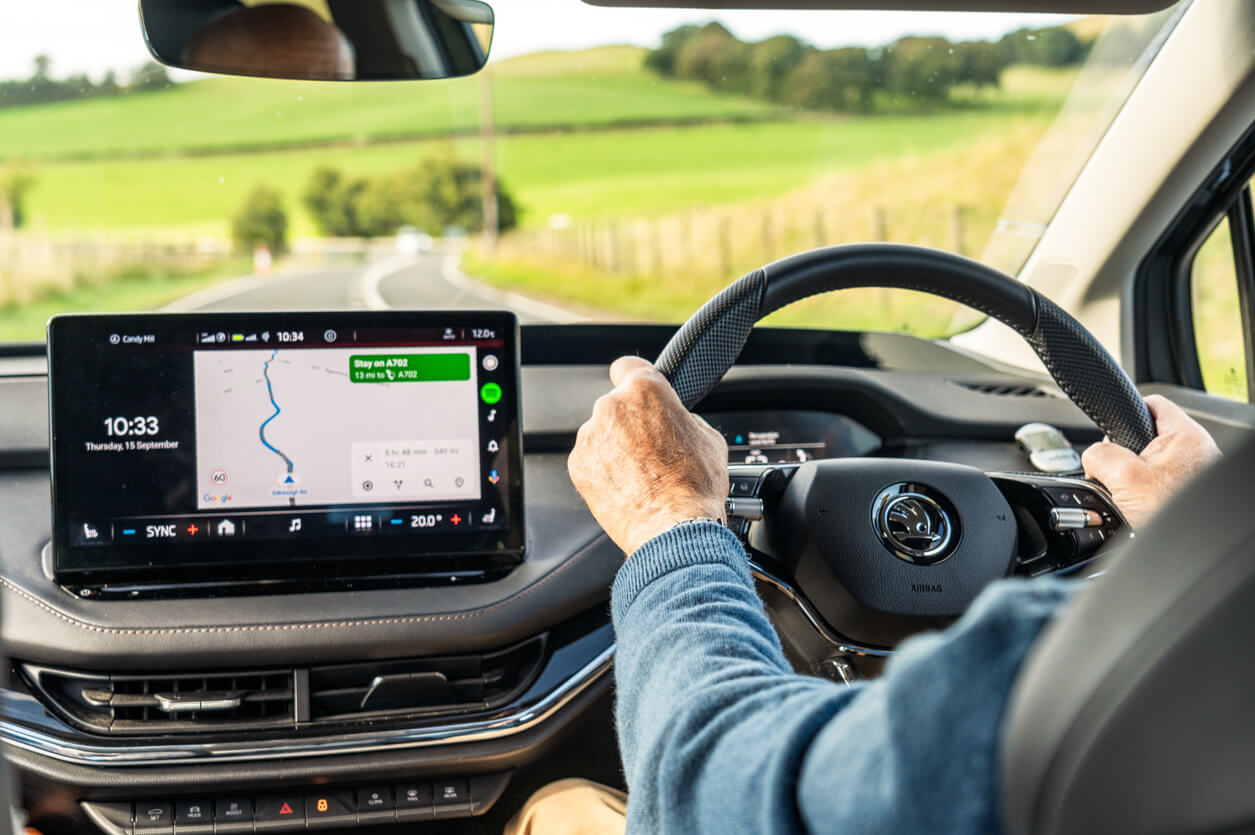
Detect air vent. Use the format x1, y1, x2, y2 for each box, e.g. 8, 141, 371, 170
953, 381, 1051, 398
21, 637, 548, 737
23, 665, 295, 735
308, 635, 546, 723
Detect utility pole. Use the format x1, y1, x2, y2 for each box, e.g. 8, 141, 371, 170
480, 66, 498, 254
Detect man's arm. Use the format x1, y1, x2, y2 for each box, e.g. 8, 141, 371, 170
612, 520, 1073, 834
569, 357, 1221, 834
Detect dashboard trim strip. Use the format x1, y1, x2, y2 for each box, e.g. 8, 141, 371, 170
0, 645, 614, 767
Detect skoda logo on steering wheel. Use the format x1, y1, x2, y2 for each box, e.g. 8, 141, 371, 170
874, 488, 955, 565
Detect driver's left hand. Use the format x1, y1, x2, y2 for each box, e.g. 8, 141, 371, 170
568, 356, 728, 556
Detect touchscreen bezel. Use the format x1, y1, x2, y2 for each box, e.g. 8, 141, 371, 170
48, 311, 524, 588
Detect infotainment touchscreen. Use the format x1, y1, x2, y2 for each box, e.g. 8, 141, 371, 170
48, 312, 523, 587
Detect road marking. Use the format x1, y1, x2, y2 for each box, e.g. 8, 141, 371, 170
354, 254, 418, 310
439, 253, 586, 323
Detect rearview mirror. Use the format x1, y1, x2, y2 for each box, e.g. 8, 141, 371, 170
139, 0, 494, 81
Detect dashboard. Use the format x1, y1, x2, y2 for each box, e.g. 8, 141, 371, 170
706, 410, 881, 464
0, 322, 1137, 835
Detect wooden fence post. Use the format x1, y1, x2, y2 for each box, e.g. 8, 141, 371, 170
761, 210, 774, 263
679, 213, 692, 271
606, 223, 619, 274
950, 205, 965, 255
652, 219, 664, 278
871, 206, 891, 308
621, 222, 635, 275
718, 215, 732, 277
871, 206, 886, 241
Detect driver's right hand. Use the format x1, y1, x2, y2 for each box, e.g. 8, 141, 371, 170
1081, 394, 1221, 529
568, 356, 729, 557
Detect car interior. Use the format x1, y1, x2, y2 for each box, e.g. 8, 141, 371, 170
4, 0, 1255, 833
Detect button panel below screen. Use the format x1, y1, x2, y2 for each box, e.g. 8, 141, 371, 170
83, 775, 498, 835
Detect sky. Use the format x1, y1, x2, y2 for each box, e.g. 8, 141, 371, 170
2, 0, 1075, 81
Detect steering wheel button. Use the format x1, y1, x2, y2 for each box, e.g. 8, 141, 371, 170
1043, 486, 1107, 510
1049, 508, 1103, 531
1073, 527, 1108, 556
725, 497, 764, 521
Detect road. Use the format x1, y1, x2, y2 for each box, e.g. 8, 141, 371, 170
165, 249, 583, 324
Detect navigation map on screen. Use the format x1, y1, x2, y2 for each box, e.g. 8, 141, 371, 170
193, 346, 481, 510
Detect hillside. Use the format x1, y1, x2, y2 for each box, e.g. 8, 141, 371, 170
0, 46, 778, 162
7, 45, 1077, 238
1, 43, 1086, 342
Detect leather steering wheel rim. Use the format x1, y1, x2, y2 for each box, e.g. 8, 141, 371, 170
656, 244, 1155, 453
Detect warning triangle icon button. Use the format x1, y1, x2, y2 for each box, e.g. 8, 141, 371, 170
278, 803, 294, 816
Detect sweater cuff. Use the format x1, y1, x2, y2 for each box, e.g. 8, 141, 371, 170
612, 521, 751, 618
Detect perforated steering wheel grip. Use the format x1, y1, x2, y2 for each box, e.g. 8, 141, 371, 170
655, 244, 1155, 454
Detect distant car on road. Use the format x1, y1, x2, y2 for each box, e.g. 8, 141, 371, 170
395, 226, 434, 256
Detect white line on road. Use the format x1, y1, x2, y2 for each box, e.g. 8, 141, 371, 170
440, 253, 587, 323
353, 254, 419, 310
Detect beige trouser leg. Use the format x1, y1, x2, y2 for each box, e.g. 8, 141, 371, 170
503, 778, 627, 835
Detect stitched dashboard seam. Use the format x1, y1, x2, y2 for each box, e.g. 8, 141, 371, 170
0, 533, 611, 636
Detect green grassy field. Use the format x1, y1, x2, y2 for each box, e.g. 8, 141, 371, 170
0, 263, 247, 342
0, 47, 777, 162
22, 109, 1052, 238
8, 46, 1075, 239
1191, 217, 1248, 401
1, 47, 1083, 340
465, 122, 1052, 337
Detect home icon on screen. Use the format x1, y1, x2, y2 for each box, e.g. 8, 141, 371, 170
217, 519, 236, 537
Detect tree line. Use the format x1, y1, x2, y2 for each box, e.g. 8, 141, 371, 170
0, 56, 171, 109
645, 22, 1090, 112
302, 158, 517, 239
231, 157, 518, 254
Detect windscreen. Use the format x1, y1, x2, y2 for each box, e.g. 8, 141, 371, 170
1, 2, 1184, 341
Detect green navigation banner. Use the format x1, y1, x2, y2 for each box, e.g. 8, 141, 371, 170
349, 353, 471, 383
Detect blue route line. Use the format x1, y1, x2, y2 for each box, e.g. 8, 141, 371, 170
259, 348, 294, 474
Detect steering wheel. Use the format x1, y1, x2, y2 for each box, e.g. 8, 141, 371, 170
655, 244, 1154, 638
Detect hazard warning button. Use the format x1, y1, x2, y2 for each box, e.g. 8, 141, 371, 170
255, 795, 306, 830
